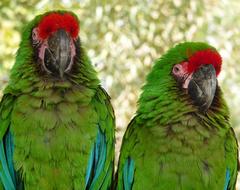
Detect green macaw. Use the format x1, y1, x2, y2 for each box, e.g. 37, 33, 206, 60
116, 42, 238, 190
0, 10, 115, 189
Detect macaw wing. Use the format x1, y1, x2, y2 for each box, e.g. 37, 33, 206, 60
224, 128, 239, 190
0, 94, 18, 189
85, 87, 115, 190
116, 118, 137, 190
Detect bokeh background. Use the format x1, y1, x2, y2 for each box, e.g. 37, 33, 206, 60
1, 0, 240, 188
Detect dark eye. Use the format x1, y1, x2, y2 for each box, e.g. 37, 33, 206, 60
174, 66, 179, 73
173, 64, 181, 74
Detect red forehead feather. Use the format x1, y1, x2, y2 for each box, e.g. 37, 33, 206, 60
37, 13, 79, 39
187, 49, 222, 76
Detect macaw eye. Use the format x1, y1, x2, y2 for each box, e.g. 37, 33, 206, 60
172, 64, 182, 75
32, 28, 41, 46
32, 28, 38, 40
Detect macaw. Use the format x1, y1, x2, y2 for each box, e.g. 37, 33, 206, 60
0, 10, 115, 189
116, 42, 238, 190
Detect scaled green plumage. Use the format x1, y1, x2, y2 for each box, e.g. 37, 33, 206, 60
116, 42, 238, 190
0, 10, 115, 189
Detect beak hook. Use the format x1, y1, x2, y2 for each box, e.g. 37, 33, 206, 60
188, 64, 217, 112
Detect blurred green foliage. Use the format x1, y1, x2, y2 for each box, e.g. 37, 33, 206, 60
0, 0, 240, 187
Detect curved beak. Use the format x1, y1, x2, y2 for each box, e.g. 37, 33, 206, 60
44, 29, 72, 78
188, 64, 217, 112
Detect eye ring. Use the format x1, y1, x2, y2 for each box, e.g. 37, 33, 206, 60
173, 64, 181, 74
174, 66, 179, 73
32, 28, 39, 41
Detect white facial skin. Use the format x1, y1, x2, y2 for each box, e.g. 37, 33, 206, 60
172, 61, 193, 89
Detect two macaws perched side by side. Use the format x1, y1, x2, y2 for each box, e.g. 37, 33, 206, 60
0, 11, 115, 189
116, 42, 238, 190
0, 10, 238, 190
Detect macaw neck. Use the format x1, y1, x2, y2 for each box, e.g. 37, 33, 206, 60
197, 86, 231, 130
209, 86, 229, 115
136, 77, 196, 126
136, 80, 229, 128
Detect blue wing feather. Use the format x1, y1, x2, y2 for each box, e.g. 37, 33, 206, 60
0, 131, 16, 189
85, 126, 107, 190
5, 131, 16, 186
224, 168, 230, 190
93, 129, 106, 180
85, 146, 94, 187
123, 157, 135, 190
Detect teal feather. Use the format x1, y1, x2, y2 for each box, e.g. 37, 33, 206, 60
0, 136, 15, 189
224, 168, 230, 190
85, 126, 107, 190
93, 128, 106, 179
5, 132, 16, 186
123, 157, 135, 190
85, 146, 94, 187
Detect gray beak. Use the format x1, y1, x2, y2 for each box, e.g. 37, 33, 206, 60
188, 64, 217, 112
44, 29, 72, 78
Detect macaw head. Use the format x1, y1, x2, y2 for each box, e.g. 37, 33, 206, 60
139, 42, 223, 115
31, 11, 80, 78
171, 48, 222, 112
7, 10, 99, 93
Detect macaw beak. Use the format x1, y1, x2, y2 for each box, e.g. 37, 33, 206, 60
44, 29, 72, 78
188, 64, 217, 112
